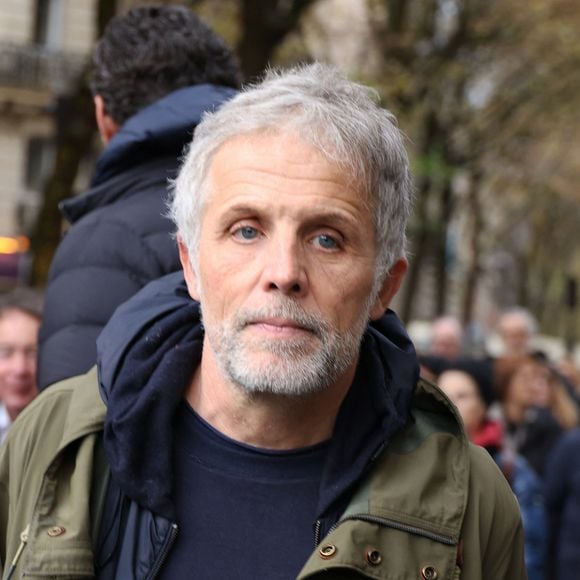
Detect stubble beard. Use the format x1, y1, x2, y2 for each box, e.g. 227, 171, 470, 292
201, 298, 372, 397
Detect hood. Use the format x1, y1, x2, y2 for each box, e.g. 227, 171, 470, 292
97, 272, 419, 521
60, 84, 237, 223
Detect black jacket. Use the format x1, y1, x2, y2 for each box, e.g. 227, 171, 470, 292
38, 84, 236, 390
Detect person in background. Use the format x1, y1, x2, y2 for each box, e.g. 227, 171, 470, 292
0, 290, 42, 444
497, 307, 537, 356
532, 352, 578, 430
37, 5, 241, 390
438, 368, 546, 580
494, 354, 566, 476
429, 315, 464, 359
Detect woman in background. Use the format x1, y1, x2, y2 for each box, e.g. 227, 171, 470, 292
438, 368, 546, 580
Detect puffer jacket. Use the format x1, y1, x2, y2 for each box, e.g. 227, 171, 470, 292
37, 84, 236, 390
1, 274, 526, 579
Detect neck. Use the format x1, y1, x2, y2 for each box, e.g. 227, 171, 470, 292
185, 343, 354, 450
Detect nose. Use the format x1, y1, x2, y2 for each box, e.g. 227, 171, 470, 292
261, 232, 308, 297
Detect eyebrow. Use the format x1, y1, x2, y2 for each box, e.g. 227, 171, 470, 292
219, 202, 362, 227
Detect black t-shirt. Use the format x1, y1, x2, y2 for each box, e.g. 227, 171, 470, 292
157, 402, 329, 579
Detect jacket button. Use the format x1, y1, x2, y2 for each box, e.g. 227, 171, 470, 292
420, 565, 438, 580
47, 526, 66, 537
319, 544, 337, 559
365, 548, 382, 566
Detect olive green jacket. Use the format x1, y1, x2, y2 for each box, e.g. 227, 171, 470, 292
0, 368, 526, 579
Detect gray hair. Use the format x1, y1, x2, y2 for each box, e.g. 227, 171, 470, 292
500, 307, 538, 336
170, 63, 413, 283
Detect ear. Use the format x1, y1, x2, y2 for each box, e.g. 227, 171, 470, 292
178, 238, 201, 301
369, 258, 408, 320
94, 95, 119, 145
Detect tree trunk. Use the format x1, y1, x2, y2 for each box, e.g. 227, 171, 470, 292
29, 0, 118, 286
461, 172, 483, 326
434, 178, 453, 316
237, 0, 317, 80
400, 176, 432, 323
400, 108, 439, 323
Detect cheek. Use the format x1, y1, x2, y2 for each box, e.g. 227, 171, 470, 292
320, 266, 374, 309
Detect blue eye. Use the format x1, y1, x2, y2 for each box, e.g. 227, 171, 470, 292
233, 226, 259, 241
315, 234, 339, 250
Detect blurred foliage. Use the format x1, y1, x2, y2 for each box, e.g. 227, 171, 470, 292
30, 0, 580, 343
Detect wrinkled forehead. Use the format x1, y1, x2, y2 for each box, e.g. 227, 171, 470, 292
203, 127, 373, 209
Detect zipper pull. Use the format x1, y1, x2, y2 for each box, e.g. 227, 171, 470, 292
5, 524, 30, 580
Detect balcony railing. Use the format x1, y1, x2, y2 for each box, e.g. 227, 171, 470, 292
0, 42, 88, 94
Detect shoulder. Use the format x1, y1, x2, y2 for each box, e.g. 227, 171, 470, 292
460, 444, 526, 578
1, 368, 105, 470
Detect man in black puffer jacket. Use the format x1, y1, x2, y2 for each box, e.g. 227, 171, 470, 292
38, 5, 240, 390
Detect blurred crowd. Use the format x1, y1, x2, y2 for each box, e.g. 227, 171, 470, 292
420, 308, 580, 580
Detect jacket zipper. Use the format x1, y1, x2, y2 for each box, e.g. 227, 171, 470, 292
147, 522, 178, 580
327, 514, 457, 546
5, 524, 30, 580
313, 520, 322, 547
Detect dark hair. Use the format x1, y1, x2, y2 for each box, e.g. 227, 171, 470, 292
91, 5, 241, 125
0, 288, 43, 321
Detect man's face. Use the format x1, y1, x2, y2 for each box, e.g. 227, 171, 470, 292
180, 131, 405, 396
0, 309, 39, 419
500, 315, 531, 356
431, 327, 462, 359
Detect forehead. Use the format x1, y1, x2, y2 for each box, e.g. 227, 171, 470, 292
0, 310, 39, 341
501, 315, 529, 333
439, 371, 478, 394
204, 130, 367, 206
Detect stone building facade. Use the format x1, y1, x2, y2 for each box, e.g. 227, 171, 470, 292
0, 0, 95, 239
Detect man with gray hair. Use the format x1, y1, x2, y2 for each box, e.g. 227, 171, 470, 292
498, 307, 538, 356
0, 65, 525, 578
429, 315, 464, 359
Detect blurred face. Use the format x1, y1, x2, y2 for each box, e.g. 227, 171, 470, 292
0, 309, 39, 420
438, 370, 486, 436
180, 131, 406, 396
507, 361, 551, 409
500, 315, 531, 356
431, 325, 462, 359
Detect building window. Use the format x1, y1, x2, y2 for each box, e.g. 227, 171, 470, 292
33, 0, 64, 49
25, 137, 55, 194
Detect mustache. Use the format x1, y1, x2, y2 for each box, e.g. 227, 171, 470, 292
233, 300, 331, 339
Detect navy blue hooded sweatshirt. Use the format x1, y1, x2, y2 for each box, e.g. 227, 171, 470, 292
94, 271, 420, 577
38, 84, 236, 390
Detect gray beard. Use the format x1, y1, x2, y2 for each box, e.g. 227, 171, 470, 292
201, 298, 371, 397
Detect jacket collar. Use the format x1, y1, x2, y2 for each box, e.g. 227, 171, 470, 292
97, 272, 419, 521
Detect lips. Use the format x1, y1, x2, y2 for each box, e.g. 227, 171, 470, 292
233, 302, 329, 340
248, 318, 316, 337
